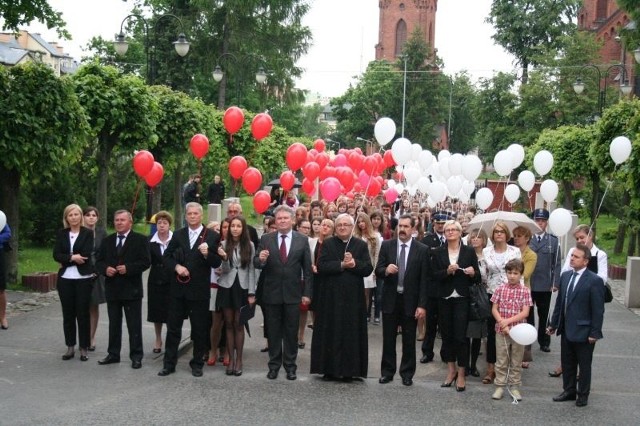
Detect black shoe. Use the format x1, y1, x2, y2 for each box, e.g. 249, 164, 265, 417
234, 370, 243, 377
548, 368, 562, 377
552, 391, 577, 402
402, 377, 413, 386
192, 367, 203, 377
131, 360, 142, 369
88, 346, 96, 352
379, 376, 393, 384
420, 353, 434, 364
576, 396, 588, 407
468, 366, 480, 377
286, 371, 297, 381
441, 373, 458, 388
260, 347, 269, 353
62, 352, 75, 361
540, 346, 551, 353
158, 367, 175, 376
322, 374, 336, 381
98, 355, 120, 365
267, 369, 278, 380
80, 355, 89, 362
226, 369, 234, 376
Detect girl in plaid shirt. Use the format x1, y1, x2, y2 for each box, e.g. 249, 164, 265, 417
490, 259, 532, 401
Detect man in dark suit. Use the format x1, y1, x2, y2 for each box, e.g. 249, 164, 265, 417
548, 244, 605, 407
529, 208, 561, 353
376, 214, 430, 386
207, 175, 225, 204
159, 202, 221, 377
419, 211, 449, 363
96, 210, 150, 369
254, 205, 312, 380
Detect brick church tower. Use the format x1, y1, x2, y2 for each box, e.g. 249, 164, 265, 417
375, 0, 438, 61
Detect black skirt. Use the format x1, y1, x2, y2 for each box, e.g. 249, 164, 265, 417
217, 275, 248, 310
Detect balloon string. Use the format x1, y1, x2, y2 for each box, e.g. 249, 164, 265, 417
590, 164, 618, 234
131, 179, 143, 218
501, 333, 520, 405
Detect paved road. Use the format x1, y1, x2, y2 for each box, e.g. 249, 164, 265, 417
1, 280, 639, 425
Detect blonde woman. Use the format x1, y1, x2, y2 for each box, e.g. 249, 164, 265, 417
53, 204, 95, 361
354, 212, 381, 321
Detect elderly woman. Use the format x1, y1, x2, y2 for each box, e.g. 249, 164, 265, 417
481, 222, 521, 384
147, 210, 174, 353
512, 225, 537, 368
53, 204, 95, 361
432, 220, 480, 392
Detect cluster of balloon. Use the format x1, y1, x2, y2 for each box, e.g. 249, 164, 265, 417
133, 150, 164, 188
0, 210, 6, 230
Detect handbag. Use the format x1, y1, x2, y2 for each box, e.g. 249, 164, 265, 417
604, 282, 613, 303
468, 284, 492, 321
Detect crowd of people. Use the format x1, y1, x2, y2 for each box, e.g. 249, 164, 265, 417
45, 189, 607, 406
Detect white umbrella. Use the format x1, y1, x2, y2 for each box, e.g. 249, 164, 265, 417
467, 211, 541, 234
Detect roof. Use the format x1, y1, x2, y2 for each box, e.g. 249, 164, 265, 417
29, 32, 64, 57
0, 44, 31, 65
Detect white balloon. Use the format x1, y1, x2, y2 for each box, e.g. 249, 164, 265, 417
540, 179, 559, 202
509, 323, 537, 346
475, 187, 494, 210
457, 190, 470, 203
418, 150, 434, 170
462, 180, 476, 195
404, 167, 421, 186
407, 185, 418, 196
374, 117, 396, 146
429, 162, 440, 180
461, 155, 483, 181
533, 150, 554, 176
446, 176, 463, 196
417, 176, 430, 193
610, 136, 632, 165
548, 208, 572, 237
0, 210, 6, 231
394, 183, 405, 194
391, 137, 412, 166
426, 196, 437, 208
507, 143, 525, 169
493, 150, 514, 177
448, 153, 464, 176
439, 157, 452, 179
504, 184, 520, 204
387, 179, 396, 188
438, 149, 451, 161
518, 170, 536, 192
429, 181, 447, 203
411, 143, 423, 159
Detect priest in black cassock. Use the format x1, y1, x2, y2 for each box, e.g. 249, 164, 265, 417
311, 213, 373, 380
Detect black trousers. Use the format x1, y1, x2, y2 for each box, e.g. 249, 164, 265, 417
265, 303, 299, 373
561, 335, 595, 397
164, 297, 209, 370
106, 298, 143, 361
529, 291, 552, 348
421, 296, 439, 357
438, 297, 469, 368
57, 277, 93, 349
381, 294, 417, 379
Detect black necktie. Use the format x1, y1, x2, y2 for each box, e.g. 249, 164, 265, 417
117, 234, 125, 255
565, 272, 578, 312
397, 243, 406, 293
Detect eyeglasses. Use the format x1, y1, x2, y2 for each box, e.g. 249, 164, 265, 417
444, 228, 459, 233
493, 230, 506, 235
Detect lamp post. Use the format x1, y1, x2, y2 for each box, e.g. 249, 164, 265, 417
572, 64, 632, 118
212, 53, 267, 109
114, 13, 190, 222
325, 139, 341, 153
356, 137, 375, 155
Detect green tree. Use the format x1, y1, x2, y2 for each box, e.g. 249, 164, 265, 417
0, 0, 68, 37
72, 63, 158, 228
487, 0, 580, 84
0, 63, 89, 282
447, 73, 478, 154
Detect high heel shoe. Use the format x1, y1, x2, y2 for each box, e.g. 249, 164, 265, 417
234, 370, 242, 376
456, 378, 466, 392
207, 357, 216, 366
226, 369, 234, 376
441, 373, 458, 388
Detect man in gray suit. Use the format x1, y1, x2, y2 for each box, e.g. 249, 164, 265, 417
529, 208, 560, 353
254, 205, 312, 380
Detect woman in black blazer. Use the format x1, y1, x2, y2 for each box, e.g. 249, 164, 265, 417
53, 204, 95, 361
432, 220, 480, 392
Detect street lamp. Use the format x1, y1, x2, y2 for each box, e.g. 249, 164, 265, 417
356, 137, 375, 155
325, 138, 341, 153
114, 13, 190, 85
212, 53, 267, 108
573, 64, 632, 117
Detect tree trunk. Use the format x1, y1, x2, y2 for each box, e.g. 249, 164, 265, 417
96, 135, 114, 229
0, 165, 20, 284
614, 192, 630, 254
561, 180, 573, 210
627, 227, 636, 257
521, 60, 529, 86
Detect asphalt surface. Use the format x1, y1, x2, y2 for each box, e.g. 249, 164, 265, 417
1, 279, 639, 425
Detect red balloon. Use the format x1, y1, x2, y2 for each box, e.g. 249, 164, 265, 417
362, 156, 378, 175
302, 178, 315, 196
385, 188, 399, 204
280, 171, 296, 191
303, 162, 320, 180
253, 190, 271, 214
144, 162, 164, 187
319, 165, 336, 181
190, 134, 209, 160
313, 139, 326, 152
242, 167, 262, 195
347, 151, 364, 171
366, 177, 382, 197
223, 106, 245, 135
336, 167, 355, 191
286, 143, 308, 171
320, 177, 341, 202
251, 113, 273, 140
332, 153, 347, 167
132, 150, 154, 178
383, 150, 396, 168
315, 152, 330, 170
228, 156, 248, 180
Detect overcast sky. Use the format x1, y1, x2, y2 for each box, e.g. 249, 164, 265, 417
24, 0, 516, 97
